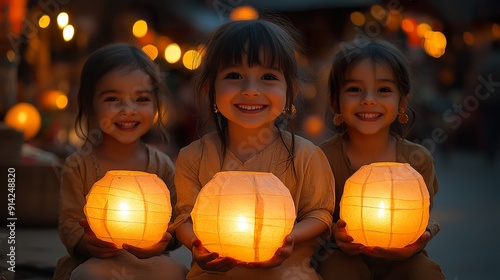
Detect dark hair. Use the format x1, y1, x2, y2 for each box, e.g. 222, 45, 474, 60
193, 18, 304, 163
329, 39, 414, 137
75, 43, 169, 145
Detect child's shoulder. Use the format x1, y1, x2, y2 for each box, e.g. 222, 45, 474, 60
396, 137, 435, 166
145, 144, 174, 165
318, 133, 344, 150
177, 132, 219, 158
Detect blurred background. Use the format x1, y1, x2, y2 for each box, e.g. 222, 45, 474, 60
0, 0, 499, 279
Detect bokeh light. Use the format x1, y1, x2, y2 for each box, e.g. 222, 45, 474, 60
142, 44, 159, 60
230, 6, 259, 21
38, 14, 50, 28
350, 11, 365, 26
164, 43, 181, 64
182, 49, 202, 70
133, 20, 148, 38
62, 25, 74, 41
57, 12, 69, 29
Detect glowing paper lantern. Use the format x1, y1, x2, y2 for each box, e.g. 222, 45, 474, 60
191, 171, 296, 262
84, 170, 172, 249
340, 162, 430, 248
4, 102, 41, 140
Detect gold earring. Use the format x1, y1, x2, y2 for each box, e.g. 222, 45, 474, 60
283, 104, 297, 117
333, 113, 343, 126
398, 108, 408, 124
213, 104, 219, 114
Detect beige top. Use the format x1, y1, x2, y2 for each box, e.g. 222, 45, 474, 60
173, 131, 335, 279
319, 132, 440, 236
54, 144, 176, 279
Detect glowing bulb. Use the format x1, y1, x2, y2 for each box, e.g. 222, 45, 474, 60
118, 202, 130, 219
378, 201, 388, 218
236, 216, 249, 231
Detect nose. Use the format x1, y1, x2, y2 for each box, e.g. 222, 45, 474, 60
361, 90, 376, 106
118, 99, 137, 115
242, 79, 261, 97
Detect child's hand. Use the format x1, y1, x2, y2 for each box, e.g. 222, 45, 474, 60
359, 230, 432, 261
191, 239, 238, 272
334, 219, 363, 255
241, 234, 294, 269
79, 218, 122, 258
123, 231, 171, 259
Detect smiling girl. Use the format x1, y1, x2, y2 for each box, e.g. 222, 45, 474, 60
317, 39, 445, 279
171, 18, 335, 279
54, 43, 187, 280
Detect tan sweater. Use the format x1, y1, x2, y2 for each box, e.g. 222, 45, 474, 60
319, 132, 440, 236
54, 144, 176, 280
173, 131, 335, 280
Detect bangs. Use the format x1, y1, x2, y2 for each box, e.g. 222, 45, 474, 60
215, 22, 290, 70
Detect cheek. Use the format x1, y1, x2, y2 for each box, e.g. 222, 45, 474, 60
99, 118, 115, 134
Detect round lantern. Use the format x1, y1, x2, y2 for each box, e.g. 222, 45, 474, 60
191, 171, 296, 262
4, 102, 41, 140
84, 170, 172, 249
340, 162, 430, 248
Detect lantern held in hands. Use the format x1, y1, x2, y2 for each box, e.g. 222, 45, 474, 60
191, 171, 296, 262
84, 170, 172, 249
340, 162, 430, 248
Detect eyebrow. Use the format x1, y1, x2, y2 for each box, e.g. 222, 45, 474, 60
344, 78, 397, 84
219, 64, 282, 72
97, 88, 153, 97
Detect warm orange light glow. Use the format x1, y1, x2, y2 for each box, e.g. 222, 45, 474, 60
133, 20, 148, 38
182, 49, 202, 70
84, 171, 172, 249
62, 25, 74, 41
340, 162, 430, 248
164, 43, 181, 64
302, 115, 324, 138
416, 23, 432, 38
38, 14, 50, 28
401, 18, 417, 33
423, 31, 446, 58
370, 5, 386, 20
350, 11, 365, 26
463, 31, 475, 46
4, 102, 42, 140
230, 5, 259, 21
57, 12, 69, 29
493, 23, 500, 38
142, 44, 158, 60
41, 90, 67, 110
191, 171, 296, 262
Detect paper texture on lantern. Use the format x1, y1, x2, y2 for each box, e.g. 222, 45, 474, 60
84, 170, 172, 249
340, 162, 430, 248
191, 171, 296, 262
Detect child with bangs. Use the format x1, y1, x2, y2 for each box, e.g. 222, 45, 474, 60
172, 18, 335, 279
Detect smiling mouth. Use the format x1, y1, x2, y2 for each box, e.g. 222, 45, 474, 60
236, 104, 267, 111
356, 113, 381, 119
115, 122, 139, 129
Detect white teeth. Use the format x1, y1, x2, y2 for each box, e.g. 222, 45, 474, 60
357, 113, 380, 119
117, 122, 137, 128
238, 104, 264, 110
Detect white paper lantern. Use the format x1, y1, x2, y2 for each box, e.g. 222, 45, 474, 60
191, 171, 296, 262
340, 162, 430, 248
